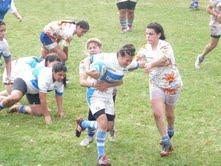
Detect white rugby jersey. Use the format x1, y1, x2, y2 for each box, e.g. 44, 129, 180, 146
2, 56, 41, 83
209, 0, 221, 25
87, 52, 139, 103
21, 66, 64, 95
138, 40, 176, 66
138, 40, 182, 90
43, 20, 76, 47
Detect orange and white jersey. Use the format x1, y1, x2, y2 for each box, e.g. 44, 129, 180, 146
43, 20, 76, 47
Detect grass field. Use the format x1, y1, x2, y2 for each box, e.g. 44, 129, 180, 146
0, 0, 221, 165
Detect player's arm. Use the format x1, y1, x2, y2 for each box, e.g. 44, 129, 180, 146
39, 92, 52, 124
86, 70, 100, 79
96, 81, 123, 91
4, 58, 12, 83
10, 0, 22, 21
207, 3, 218, 17
55, 94, 64, 118
63, 46, 68, 60
144, 46, 172, 72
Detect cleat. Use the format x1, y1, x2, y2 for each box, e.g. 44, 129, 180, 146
75, 118, 85, 137
127, 25, 133, 32
80, 137, 94, 146
160, 143, 173, 157
97, 155, 111, 166
195, 54, 204, 69
189, 2, 199, 10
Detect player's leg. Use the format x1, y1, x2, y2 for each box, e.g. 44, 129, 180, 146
117, 2, 128, 32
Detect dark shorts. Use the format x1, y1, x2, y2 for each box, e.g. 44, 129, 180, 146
26, 93, 40, 104
13, 78, 40, 104
88, 109, 115, 121
117, 1, 137, 10
40, 32, 54, 46
210, 34, 221, 38
13, 78, 27, 94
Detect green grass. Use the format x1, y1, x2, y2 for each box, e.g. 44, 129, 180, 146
0, 0, 221, 165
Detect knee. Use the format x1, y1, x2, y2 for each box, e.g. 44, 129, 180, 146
209, 42, 218, 49
98, 120, 108, 131
107, 124, 114, 131
119, 9, 126, 17
127, 10, 134, 17
153, 110, 163, 120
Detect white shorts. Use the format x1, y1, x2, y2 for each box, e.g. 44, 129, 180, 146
43, 42, 58, 51
210, 24, 221, 37
87, 89, 115, 116
149, 85, 181, 106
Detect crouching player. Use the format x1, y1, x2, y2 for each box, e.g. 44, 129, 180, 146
0, 62, 67, 124
75, 44, 141, 166
1, 54, 60, 95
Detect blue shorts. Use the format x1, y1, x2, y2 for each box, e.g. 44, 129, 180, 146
40, 32, 57, 50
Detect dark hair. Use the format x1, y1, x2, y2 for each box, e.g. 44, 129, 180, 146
146, 22, 166, 40
0, 21, 6, 26
117, 44, 136, 57
76, 20, 89, 30
52, 62, 67, 73
45, 54, 60, 66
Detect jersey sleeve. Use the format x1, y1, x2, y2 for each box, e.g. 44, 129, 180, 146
55, 83, 64, 96
126, 60, 139, 72
8, 0, 18, 13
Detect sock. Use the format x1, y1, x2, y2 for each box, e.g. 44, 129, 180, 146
162, 135, 170, 147
96, 130, 107, 158
0, 102, 5, 110
81, 120, 97, 130
87, 127, 96, 138
167, 127, 174, 139
128, 19, 133, 29
120, 19, 127, 30
19, 105, 26, 113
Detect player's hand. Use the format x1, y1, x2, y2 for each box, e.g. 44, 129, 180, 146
44, 115, 52, 124
17, 15, 22, 22
96, 81, 108, 91
5, 77, 12, 85
144, 63, 152, 73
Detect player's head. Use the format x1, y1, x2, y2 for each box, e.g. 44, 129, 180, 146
146, 22, 166, 44
117, 44, 136, 68
52, 62, 67, 82
75, 20, 89, 37
45, 54, 61, 67
0, 21, 6, 40
86, 38, 102, 55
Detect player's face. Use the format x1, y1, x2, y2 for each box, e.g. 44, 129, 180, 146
145, 28, 160, 45
53, 71, 66, 82
76, 26, 88, 37
87, 42, 101, 55
0, 25, 6, 40
118, 54, 133, 68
